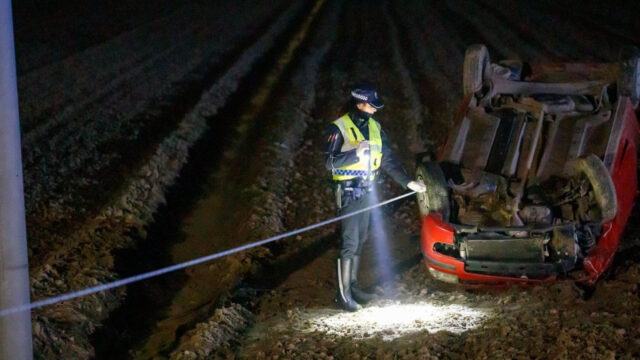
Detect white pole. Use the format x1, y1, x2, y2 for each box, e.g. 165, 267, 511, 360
0, 0, 34, 358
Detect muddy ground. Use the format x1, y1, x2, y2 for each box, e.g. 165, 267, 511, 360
12, 0, 640, 358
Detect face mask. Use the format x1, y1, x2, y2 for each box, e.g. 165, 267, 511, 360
354, 108, 373, 124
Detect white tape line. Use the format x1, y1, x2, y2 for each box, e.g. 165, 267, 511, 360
0, 191, 416, 317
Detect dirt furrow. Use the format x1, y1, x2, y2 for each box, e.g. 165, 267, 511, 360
21, 1, 292, 230
18, 3, 202, 128
30, 0, 308, 278
424, 1, 505, 61
21, 42, 182, 144
13, 1, 186, 73
542, 0, 637, 58
166, 1, 343, 358
444, 0, 540, 60
450, 0, 618, 63
552, 1, 640, 46
29, 1, 320, 357
226, 2, 640, 359
477, 1, 566, 60
380, 3, 427, 155
485, 0, 597, 60
87, 0, 331, 357
387, 0, 461, 143
417, 0, 481, 88
541, 6, 624, 60
507, 1, 611, 61
234, 1, 363, 356
234, 0, 431, 357
25, 0, 296, 264
13, 1, 640, 358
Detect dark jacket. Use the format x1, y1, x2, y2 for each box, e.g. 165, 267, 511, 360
324, 110, 411, 188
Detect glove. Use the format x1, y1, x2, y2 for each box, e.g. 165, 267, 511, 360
407, 180, 426, 193
356, 140, 370, 159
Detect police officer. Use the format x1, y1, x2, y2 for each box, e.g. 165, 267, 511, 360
325, 82, 426, 311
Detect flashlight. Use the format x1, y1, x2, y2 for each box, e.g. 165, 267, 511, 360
361, 150, 371, 181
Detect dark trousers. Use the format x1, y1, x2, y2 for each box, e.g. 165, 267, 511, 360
337, 190, 373, 259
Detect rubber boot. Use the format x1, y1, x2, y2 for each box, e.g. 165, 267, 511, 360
351, 255, 376, 304
335, 258, 362, 312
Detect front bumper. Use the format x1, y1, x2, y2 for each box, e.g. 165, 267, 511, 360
420, 214, 557, 284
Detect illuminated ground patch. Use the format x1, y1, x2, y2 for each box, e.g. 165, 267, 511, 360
300, 300, 490, 341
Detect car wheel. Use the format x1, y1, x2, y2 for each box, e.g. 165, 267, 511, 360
463, 44, 490, 98
415, 162, 450, 221
618, 47, 640, 106
572, 154, 618, 222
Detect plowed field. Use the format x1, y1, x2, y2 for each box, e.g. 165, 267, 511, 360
13, 0, 640, 358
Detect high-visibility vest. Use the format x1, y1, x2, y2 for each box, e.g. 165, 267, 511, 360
331, 114, 383, 181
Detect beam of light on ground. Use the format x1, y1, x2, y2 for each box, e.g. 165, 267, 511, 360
301, 300, 490, 341
368, 186, 394, 284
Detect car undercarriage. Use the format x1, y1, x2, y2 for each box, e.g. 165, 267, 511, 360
418, 44, 640, 284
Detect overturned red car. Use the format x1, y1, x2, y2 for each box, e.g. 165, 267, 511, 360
417, 44, 640, 285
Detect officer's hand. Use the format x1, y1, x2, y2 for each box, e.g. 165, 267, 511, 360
356, 141, 370, 159
407, 180, 426, 193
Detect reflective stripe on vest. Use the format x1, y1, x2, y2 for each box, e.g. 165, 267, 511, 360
331, 114, 383, 181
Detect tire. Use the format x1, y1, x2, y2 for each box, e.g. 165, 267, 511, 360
463, 44, 490, 98
618, 47, 640, 106
415, 162, 450, 221
572, 154, 618, 222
